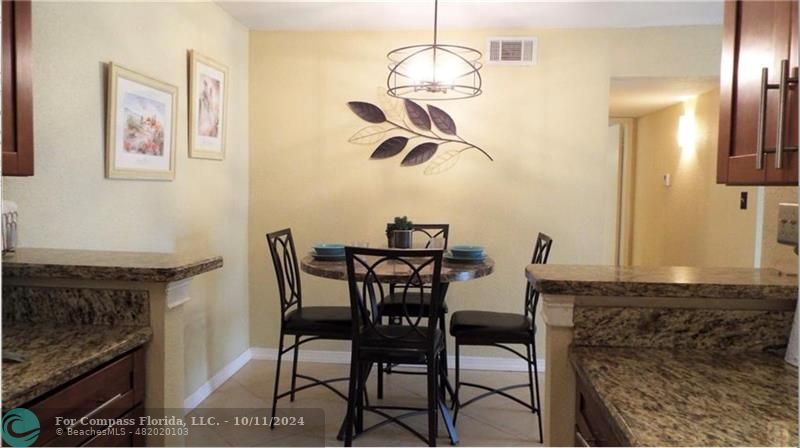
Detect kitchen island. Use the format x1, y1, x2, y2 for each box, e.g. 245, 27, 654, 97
525, 265, 797, 446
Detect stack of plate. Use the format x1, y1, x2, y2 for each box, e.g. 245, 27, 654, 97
444, 245, 486, 263
312, 243, 345, 261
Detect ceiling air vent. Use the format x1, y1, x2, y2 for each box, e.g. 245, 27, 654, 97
487, 37, 537, 66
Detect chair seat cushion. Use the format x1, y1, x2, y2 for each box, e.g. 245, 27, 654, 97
450, 310, 532, 343
358, 325, 444, 364
378, 291, 448, 317
285, 306, 352, 338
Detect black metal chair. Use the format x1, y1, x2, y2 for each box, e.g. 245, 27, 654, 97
448, 232, 553, 443
378, 224, 451, 399
343, 247, 457, 447
266, 228, 352, 429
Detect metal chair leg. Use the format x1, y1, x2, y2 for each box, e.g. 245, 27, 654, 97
453, 342, 460, 423
385, 316, 399, 374
356, 362, 367, 434
531, 341, 543, 443
427, 356, 438, 447
290, 335, 300, 402
343, 353, 359, 446
526, 344, 535, 414
378, 317, 385, 399
377, 361, 384, 399
270, 333, 285, 430
438, 309, 448, 377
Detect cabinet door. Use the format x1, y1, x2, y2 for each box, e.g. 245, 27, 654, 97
2, 0, 34, 177
718, 0, 794, 185
765, 0, 798, 183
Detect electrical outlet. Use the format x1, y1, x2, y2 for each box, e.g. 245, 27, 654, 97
777, 203, 799, 247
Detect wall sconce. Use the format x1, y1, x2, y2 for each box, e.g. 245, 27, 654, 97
678, 114, 697, 153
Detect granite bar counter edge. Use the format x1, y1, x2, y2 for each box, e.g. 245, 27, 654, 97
2, 247, 223, 282
526, 264, 798, 300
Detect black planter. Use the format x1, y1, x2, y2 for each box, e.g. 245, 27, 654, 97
392, 230, 413, 249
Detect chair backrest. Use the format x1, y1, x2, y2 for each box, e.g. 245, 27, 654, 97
525, 232, 553, 319
345, 247, 444, 346
386, 223, 450, 249
266, 228, 303, 321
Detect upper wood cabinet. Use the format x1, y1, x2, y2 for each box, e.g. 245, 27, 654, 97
718, 0, 798, 186
2, 0, 34, 177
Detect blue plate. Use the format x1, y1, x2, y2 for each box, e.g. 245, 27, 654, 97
444, 251, 486, 263
450, 245, 485, 258
313, 243, 345, 256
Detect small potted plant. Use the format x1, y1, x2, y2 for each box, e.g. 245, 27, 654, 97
390, 216, 414, 249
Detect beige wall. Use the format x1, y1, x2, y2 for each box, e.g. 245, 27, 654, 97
630, 89, 758, 267
248, 26, 722, 353
1, 2, 250, 396
761, 187, 799, 274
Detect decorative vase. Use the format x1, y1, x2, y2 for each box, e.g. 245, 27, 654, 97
393, 230, 413, 249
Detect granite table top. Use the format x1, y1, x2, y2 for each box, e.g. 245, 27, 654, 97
2, 248, 223, 282
2, 323, 152, 408
301, 254, 495, 283
570, 346, 799, 447
526, 265, 798, 300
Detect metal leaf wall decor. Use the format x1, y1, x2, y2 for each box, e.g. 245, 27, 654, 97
347, 99, 493, 174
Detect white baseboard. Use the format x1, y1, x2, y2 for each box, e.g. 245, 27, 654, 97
185, 347, 545, 412
183, 348, 252, 412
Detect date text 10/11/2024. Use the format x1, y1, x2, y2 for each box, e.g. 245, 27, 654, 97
54, 415, 307, 429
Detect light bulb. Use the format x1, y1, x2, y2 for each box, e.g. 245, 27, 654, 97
678, 114, 697, 153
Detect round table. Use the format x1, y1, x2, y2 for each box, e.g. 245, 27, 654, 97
300, 254, 495, 283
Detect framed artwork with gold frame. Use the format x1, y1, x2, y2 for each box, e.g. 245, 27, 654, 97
188, 50, 228, 160
105, 63, 177, 180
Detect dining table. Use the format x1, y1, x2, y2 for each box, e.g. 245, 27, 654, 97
300, 252, 495, 283
299, 249, 495, 445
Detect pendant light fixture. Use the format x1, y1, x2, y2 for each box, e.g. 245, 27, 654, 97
386, 0, 483, 100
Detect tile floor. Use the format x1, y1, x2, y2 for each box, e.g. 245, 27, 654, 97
189, 360, 544, 447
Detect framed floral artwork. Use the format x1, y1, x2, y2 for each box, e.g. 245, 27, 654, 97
105, 63, 177, 180
188, 50, 228, 160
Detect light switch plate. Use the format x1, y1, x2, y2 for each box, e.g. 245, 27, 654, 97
777, 203, 798, 246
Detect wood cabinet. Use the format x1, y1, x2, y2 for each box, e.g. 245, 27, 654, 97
718, 0, 798, 185
24, 348, 146, 447
2, 0, 34, 176
575, 373, 625, 447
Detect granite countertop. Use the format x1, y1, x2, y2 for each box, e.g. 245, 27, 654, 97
570, 346, 798, 447
2, 248, 223, 282
2, 323, 152, 408
526, 265, 797, 300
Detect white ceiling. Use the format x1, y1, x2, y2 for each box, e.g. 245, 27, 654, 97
217, 1, 723, 31
609, 77, 719, 118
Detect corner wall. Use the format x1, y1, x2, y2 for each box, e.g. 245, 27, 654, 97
1, 2, 250, 397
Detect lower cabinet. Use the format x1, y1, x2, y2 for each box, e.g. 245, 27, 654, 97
575, 374, 624, 447
26, 347, 146, 447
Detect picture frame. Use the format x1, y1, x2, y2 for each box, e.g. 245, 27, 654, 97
188, 50, 228, 160
106, 63, 178, 180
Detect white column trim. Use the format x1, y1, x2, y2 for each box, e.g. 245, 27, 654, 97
754, 186, 765, 268
165, 278, 192, 309
541, 294, 575, 327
